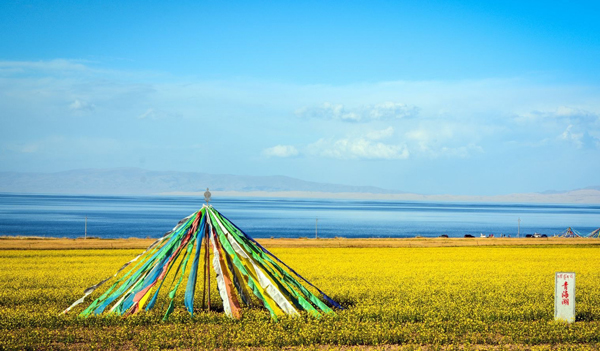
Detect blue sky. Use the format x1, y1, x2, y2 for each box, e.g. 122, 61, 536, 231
1, 0, 599, 195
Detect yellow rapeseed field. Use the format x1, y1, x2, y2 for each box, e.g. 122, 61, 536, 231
1, 244, 600, 350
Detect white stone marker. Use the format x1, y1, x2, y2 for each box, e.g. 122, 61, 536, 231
555, 272, 576, 323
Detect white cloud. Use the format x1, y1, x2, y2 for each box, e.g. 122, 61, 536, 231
366, 127, 395, 140
560, 124, 584, 148
296, 102, 418, 122
405, 126, 455, 149
308, 137, 409, 160
401, 124, 485, 158
515, 106, 600, 125
406, 128, 436, 148
305, 126, 482, 160
295, 102, 353, 121
2, 59, 600, 182
368, 102, 419, 120
137, 108, 181, 120
138, 108, 155, 119
263, 145, 299, 158
19, 144, 39, 153
0, 59, 90, 75
69, 99, 95, 113
554, 106, 598, 120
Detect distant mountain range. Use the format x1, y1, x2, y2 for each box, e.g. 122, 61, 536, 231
0, 168, 401, 195
1, 168, 599, 204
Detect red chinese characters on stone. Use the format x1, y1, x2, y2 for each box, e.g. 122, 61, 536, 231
561, 281, 569, 306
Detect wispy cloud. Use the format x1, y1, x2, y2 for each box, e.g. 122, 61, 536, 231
308, 137, 409, 160
515, 106, 600, 125
512, 106, 600, 149
368, 102, 419, 120
559, 124, 583, 148
296, 102, 418, 122
2, 59, 600, 194
137, 108, 181, 120
0, 59, 90, 75
303, 124, 482, 161
263, 145, 299, 158
69, 99, 95, 113
366, 126, 395, 140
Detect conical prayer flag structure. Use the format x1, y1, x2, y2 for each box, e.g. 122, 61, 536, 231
559, 227, 582, 238
588, 228, 600, 238
63, 205, 341, 320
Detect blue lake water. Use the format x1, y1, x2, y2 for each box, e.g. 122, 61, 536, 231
0, 193, 598, 239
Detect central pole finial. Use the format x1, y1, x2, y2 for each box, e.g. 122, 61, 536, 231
204, 188, 211, 204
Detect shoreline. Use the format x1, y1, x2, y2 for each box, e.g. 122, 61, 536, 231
162, 189, 600, 204
1, 236, 599, 249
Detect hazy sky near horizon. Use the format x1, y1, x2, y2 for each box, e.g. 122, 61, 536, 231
1, 0, 600, 195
